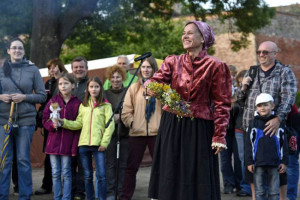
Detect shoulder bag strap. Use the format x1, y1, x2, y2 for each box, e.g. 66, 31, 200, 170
8, 75, 25, 94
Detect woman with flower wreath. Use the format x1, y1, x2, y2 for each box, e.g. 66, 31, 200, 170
120, 56, 162, 200
146, 21, 232, 200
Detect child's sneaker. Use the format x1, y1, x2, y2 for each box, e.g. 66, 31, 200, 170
13, 187, 19, 196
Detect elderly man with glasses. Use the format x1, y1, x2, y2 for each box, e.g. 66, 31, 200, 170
237, 41, 297, 199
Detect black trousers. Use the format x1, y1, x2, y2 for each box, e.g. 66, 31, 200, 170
41, 129, 52, 191
12, 133, 18, 191
71, 154, 86, 198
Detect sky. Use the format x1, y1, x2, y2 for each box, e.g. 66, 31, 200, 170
264, 0, 300, 7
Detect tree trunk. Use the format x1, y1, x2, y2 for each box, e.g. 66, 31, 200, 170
30, 0, 98, 69
30, 0, 61, 68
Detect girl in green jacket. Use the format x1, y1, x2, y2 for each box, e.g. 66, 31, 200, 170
56, 76, 115, 200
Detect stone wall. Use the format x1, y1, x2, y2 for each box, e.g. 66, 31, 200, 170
214, 33, 256, 71
257, 12, 300, 41
211, 6, 300, 90
255, 34, 300, 90
255, 8, 300, 90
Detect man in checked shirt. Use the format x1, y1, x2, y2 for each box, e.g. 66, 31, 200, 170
237, 41, 297, 199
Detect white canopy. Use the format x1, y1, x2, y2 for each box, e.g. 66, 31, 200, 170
39, 54, 135, 77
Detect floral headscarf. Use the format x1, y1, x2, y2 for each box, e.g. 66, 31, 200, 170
186, 21, 215, 50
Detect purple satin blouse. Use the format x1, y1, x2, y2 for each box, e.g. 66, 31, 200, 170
145, 50, 232, 145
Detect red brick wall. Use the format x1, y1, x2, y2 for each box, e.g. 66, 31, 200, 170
213, 33, 257, 72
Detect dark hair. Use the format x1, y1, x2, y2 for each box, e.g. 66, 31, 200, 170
57, 73, 76, 93
6, 38, 25, 50
71, 56, 88, 69
3, 60, 11, 77
229, 65, 237, 76
46, 58, 68, 74
138, 56, 158, 79
82, 76, 105, 107
236, 70, 247, 86
105, 64, 127, 80
58, 72, 75, 84
3, 38, 26, 77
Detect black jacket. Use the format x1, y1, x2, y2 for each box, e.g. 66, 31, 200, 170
245, 114, 288, 167
232, 101, 243, 131
73, 76, 88, 101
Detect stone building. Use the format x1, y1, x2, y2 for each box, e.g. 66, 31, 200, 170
211, 4, 300, 89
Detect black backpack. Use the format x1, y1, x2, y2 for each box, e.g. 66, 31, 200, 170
285, 125, 297, 155
286, 112, 300, 155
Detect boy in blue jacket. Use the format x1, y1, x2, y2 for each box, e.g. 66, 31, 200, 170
245, 93, 288, 200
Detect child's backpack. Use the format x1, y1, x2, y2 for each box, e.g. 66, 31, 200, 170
285, 125, 297, 155
286, 112, 300, 155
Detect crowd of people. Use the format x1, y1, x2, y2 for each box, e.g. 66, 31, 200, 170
219, 40, 299, 200
0, 20, 299, 200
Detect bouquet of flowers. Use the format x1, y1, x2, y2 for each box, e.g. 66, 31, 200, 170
146, 82, 192, 118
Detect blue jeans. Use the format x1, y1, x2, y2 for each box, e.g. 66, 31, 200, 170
50, 155, 72, 200
79, 146, 106, 200
254, 166, 279, 200
287, 153, 299, 200
220, 131, 241, 189
287, 152, 300, 200
0, 126, 35, 200
235, 131, 251, 194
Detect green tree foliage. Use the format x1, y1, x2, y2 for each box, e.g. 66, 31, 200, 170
169, 0, 275, 51
61, 18, 186, 63
0, 0, 275, 67
0, 0, 33, 57
296, 92, 300, 108
62, 0, 275, 62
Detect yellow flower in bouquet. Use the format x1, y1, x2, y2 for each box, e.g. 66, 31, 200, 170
146, 82, 192, 118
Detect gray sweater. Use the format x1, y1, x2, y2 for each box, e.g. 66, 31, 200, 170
0, 60, 46, 126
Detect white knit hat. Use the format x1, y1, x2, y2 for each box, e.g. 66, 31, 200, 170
255, 93, 274, 106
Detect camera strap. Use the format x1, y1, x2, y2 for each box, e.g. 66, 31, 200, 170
257, 68, 262, 93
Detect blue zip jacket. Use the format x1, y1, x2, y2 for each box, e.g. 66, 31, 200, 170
245, 114, 288, 167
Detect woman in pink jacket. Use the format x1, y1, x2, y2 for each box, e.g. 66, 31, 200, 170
146, 21, 231, 200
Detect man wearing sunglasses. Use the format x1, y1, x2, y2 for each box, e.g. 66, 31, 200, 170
237, 41, 297, 199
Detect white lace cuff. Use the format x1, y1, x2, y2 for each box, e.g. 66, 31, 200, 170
211, 142, 227, 149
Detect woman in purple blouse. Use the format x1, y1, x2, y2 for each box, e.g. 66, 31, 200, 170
146, 21, 232, 200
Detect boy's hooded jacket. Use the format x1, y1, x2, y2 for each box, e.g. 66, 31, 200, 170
63, 98, 115, 148
245, 114, 288, 167
43, 94, 81, 156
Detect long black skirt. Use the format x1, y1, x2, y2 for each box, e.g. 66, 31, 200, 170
148, 111, 221, 200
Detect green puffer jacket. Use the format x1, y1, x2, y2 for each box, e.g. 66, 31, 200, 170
63, 98, 115, 148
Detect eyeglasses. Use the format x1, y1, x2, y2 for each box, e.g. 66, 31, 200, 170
256, 50, 275, 56
10, 46, 24, 51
